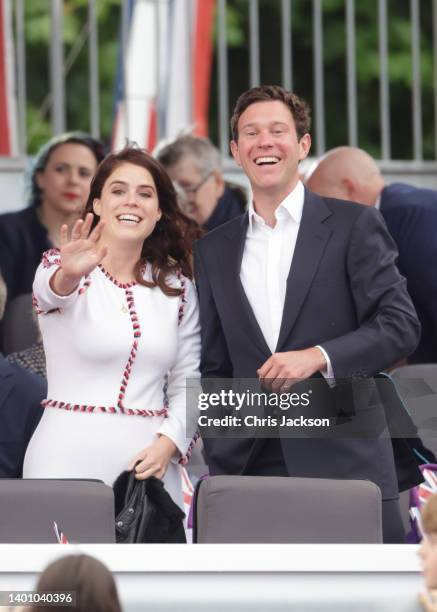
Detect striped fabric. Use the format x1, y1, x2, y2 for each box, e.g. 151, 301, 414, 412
112, 0, 216, 149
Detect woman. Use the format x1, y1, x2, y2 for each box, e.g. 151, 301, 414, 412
0, 132, 105, 304
0, 132, 105, 352
23, 147, 200, 511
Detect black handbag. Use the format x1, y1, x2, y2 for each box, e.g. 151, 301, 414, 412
113, 469, 186, 544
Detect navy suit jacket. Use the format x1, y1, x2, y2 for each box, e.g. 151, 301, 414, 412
380, 182, 437, 363
194, 189, 421, 499
0, 356, 45, 477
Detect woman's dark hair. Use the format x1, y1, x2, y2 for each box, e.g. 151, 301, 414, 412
29, 131, 106, 207
84, 146, 201, 295
35, 554, 122, 612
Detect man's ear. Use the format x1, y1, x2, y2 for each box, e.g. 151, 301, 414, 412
298, 133, 311, 162
342, 177, 358, 201
93, 198, 101, 216
213, 171, 225, 198
230, 140, 241, 166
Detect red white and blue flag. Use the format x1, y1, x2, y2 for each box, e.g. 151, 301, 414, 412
0, 0, 18, 156
53, 521, 70, 545
112, 0, 215, 151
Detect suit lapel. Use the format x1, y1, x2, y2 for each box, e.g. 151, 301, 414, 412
222, 214, 271, 356
276, 190, 333, 351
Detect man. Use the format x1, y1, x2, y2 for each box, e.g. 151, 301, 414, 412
0, 272, 45, 476
155, 134, 246, 231
194, 85, 421, 542
306, 146, 437, 364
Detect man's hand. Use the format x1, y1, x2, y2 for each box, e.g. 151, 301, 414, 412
127, 435, 178, 480
257, 347, 327, 392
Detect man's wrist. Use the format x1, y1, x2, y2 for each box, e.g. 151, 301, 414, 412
312, 346, 328, 373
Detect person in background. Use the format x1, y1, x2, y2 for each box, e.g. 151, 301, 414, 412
0, 132, 105, 353
6, 324, 46, 378
305, 146, 437, 364
0, 271, 45, 477
419, 494, 437, 611
9, 554, 122, 612
155, 133, 246, 231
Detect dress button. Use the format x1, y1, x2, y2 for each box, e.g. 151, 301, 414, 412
117, 521, 123, 527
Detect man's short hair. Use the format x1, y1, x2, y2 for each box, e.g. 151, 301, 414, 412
230, 85, 311, 142
155, 134, 221, 177
422, 493, 437, 534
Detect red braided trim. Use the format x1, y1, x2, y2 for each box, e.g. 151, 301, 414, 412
42, 398, 168, 418
98, 265, 136, 288
78, 274, 91, 295
117, 287, 143, 409
32, 293, 60, 315
178, 431, 200, 465
177, 273, 187, 326
32, 293, 44, 315
41, 248, 61, 269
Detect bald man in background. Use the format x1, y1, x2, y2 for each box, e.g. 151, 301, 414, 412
306, 147, 437, 364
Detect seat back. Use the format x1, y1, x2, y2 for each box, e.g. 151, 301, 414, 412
0, 479, 115, 543
194, 475, 382, 543
391, 364, 437, 461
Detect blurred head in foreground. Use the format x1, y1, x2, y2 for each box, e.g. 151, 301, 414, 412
420, 494, 437, 590
34, 554, 122, 612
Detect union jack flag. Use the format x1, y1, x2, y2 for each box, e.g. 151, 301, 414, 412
53, 521, 69, 544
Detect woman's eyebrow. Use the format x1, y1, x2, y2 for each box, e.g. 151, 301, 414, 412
108, 180, 155, 191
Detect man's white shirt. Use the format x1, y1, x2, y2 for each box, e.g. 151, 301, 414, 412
240, 180, 333, 378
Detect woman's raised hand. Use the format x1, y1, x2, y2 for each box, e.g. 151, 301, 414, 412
60, 213, 107, 278
51, 213, 108, 296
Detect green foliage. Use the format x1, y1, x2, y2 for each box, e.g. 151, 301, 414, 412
20, 0, 121, 154
209, 0, 436, 160
20, 0, 436, 160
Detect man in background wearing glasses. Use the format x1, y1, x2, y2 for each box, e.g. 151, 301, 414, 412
155, 133, 246, 231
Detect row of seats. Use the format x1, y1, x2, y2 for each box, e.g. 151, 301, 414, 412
0, 476, 382, 544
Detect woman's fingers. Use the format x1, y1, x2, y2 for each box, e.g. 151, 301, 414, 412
80, 213, 94, 239
127, 452, 147, 472
130, 454, 162, 479
89, 219, 105, 243
134, 460, 164, 480
135, 467, 163, 480
59, 224, 69, 246
70, 218, 84, 241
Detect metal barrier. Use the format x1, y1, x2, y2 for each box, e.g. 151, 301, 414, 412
9, 0, 437, 172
